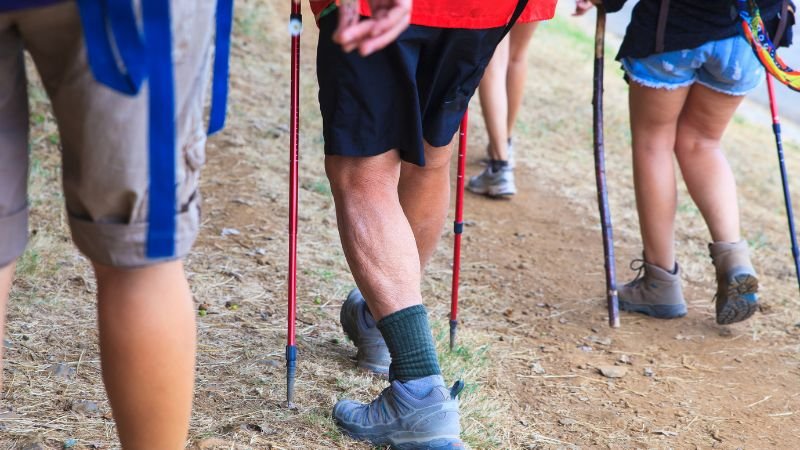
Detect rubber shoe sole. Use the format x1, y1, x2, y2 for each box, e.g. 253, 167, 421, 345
336, 427, 464, 450
619, 301, 687, 319
466, 183, 516, 198
716, 273, 759, 325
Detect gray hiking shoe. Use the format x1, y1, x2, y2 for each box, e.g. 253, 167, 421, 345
710, 241, 759, 325
341, 288, 390, 375
467, 166, 516, 197
333, 375, 465, 449
619, 259, 688, 319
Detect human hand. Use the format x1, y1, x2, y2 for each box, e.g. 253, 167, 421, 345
573, 0, 601, 16
334, 0, 412, 56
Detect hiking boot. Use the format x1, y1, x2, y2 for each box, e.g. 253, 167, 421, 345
341, 288, 390, 376
709, 241, 759, 325
333, 375, 465, 449
619, 259, 687, 319
467, 166, 516, 197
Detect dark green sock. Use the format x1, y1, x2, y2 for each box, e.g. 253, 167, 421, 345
377, 304, 441, 381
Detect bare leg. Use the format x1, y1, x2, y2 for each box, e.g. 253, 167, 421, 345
506, 22, 538, 137
629, 82, 690, 271
674, 84, 744, 243
478, 37, 510, 161
398, 141, 454, 270
326, 151, 422, 320
95, 260, 196, 450
0, 262, 13, 394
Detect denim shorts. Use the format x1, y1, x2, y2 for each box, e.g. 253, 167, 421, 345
621, 35, 765, 96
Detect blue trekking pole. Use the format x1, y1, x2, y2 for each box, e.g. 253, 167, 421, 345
766, 74, 800, 294
286, 0, 302, 407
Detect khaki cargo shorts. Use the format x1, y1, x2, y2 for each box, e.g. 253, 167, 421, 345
0, 0, 214, 268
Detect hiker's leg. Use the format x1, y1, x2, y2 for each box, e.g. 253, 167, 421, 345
674, 84, 744, 243
398, 141, 454, 270
0, 16, 29, 394
19, 2, 213, 447
506, 22, 538, 136
328, 150, 444, 397
629, 82, 690, 270
0, 262, 13, 392
94, 261, 196, 449
326, 151, 423, 320
478, 36, 510, 161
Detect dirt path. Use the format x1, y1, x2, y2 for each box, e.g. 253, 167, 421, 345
3, 1, 800, 449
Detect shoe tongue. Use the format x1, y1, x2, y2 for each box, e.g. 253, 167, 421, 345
449, 380, 465, 399
396, 375, 445, 398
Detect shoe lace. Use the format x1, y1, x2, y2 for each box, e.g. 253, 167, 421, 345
366, 385, 395, 424
628, 259, 646, 286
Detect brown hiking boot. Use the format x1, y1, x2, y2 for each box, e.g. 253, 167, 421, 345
619, 259, 687, 319
709, 240, 759, 325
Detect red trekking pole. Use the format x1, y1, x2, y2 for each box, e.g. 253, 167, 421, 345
450, 109, 469, 351
286, 0, 302, 407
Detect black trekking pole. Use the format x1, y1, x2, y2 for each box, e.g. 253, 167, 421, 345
592, 6, 620, 328
766, 74, 800, 295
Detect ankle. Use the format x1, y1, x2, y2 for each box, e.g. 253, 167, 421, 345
377, 304, 441, 381
489, 159, 508, 172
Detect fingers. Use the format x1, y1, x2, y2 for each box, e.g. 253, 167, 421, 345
357, 6, 411, 55
333, 0, 411, 56
334, 0, 361, 51
573, 0, 595, 16
334, 20, 376, 53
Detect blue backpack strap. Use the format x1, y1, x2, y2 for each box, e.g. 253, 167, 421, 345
77, 0, 233, 259
141, 0, 177, 258
208, 0, 234, 135
76, 0, 145, 94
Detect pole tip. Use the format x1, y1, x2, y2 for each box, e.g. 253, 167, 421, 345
449, 320, 458, 352
286, 344, 298, 408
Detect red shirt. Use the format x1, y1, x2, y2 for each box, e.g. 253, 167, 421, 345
310, 0, 557, 29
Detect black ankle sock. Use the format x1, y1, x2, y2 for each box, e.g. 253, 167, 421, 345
489, 159, 508, 173
377, 304, 441, 381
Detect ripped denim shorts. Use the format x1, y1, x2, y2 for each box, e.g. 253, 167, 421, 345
621, 35, 765, 96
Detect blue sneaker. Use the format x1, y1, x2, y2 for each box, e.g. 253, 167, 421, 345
333, 375, 465, 449
709, 241, 759, 325
341, 288, 390, 376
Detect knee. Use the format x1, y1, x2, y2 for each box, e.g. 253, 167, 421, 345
674, 128, 720, 160
419, 142, 453, 170
325, 155, 399, 199
508, 52, 527, 68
